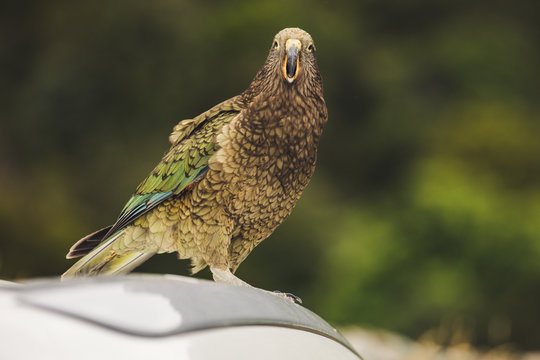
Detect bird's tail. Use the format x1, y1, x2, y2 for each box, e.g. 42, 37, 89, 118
62, 229, 155, 279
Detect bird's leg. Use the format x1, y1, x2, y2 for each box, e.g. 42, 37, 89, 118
210, 266, 302, 304
210, 266, 251, 287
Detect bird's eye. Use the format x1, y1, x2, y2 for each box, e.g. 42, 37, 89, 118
272, 40, 279, 49
307, 43, 315, 52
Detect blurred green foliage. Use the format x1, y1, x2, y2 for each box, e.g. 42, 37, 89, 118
1, 0, 540, 350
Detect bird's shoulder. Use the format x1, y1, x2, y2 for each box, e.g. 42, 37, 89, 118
169, 95, 246, 145
132, 95, 248, 198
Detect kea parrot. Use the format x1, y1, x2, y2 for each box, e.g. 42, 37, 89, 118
63, 27, 328, 302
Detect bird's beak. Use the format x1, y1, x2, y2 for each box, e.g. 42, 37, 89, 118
282, 39, 301, 83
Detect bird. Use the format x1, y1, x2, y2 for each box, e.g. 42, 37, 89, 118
63, 27, 327, 301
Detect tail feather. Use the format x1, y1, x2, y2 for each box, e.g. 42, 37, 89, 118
66, 225, 113, 259
62, 229, 155, 278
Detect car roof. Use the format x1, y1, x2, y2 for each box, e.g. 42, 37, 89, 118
3, 274, 359, 357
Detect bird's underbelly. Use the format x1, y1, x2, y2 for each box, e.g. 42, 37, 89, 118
222, 151, 315, 240
232, 177, 296, 239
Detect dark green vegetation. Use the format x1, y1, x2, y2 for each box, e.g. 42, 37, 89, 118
1, 0, 540, 350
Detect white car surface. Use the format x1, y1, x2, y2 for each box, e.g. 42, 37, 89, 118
0, 274, 362, 360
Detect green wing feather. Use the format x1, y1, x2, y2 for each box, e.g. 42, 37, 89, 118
106, 98, 243, 238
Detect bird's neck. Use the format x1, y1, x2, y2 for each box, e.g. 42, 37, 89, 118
237, 88, 324, 151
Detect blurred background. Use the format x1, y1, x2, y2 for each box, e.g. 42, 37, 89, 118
1, 0, 540, 353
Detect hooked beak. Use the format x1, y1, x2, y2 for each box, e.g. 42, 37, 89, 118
282, 39, 301, 83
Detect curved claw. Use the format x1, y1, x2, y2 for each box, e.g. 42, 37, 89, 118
273, 290, 303, 304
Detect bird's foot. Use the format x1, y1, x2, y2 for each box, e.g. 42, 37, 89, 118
210, 266, 301, 304
273, 290, 302, 304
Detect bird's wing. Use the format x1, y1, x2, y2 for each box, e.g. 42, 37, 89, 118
105, 97, 244, 240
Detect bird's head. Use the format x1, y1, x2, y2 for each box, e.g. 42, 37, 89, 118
248, 28, 322, 95
271, 28, 318, 85
270, 28, 317, 85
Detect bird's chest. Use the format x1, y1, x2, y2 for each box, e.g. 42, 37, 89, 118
214, 109, 319, 222
233, 112, 316, 189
